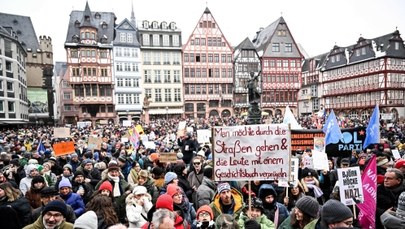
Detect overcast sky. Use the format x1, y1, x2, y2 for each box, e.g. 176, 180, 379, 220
1, 0, 405, 62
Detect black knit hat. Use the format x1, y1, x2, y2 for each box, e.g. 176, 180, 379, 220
40, 187, 59, 197
42, 200, 67, 218
203, 166, 213, 178
31, 175, 45, 185
295, 196, 320, 218
321, 199, 353, 224
244, 219, 260, 229
74, 170, 85, 178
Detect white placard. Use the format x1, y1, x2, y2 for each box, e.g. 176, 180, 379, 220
122, 120, 131, 127
197, 129, 211, 144
143, 141, 156, 150
213, 124, 291, 181
53, 127, 71, 138
121, 137, 129, 143
279, 157, 299, 187
312, 150, 329, 171
302, 154, 314, 169
337, 166, 364, 205
392, 149, 401, 160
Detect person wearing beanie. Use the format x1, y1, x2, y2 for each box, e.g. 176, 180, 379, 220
164, 171, 179, 185
238, 197, 275, 229
81, 158, 102, 188
138, 169, 159, 204
95, 160, 131, 224
167, 183, 196, 226
395, 159, 405, 175
377, 168, 405, 228
316, 199, 354, 228
71, 170, 93, 204
193, 205, 215, 229
117, 155, 132, 180
98, 180, 113, 197
24, 200, 73, 229
173, 162, 193, 201
125, 186, 153, 228
68, 152, 80, 173
279, 195, 319, 229
381, 190, 405, 228
258, 183, 289, 227
299, 168, 323, 204
209, 182, 244, 220
25, 175, 47, 209
73, 210, 98, 229
19, 163, 39, 195
54, 164, 75, 192
196, 166, 216, 209
151, 166, 165, 190
59, 178, 85, 218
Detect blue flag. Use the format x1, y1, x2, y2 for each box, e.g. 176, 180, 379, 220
363, 105, 380, 149
37, 140, 45, 154
322, 109, 342, 145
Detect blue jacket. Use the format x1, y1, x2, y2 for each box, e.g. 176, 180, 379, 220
60, 191, 85, 217
258, 184, 290, 227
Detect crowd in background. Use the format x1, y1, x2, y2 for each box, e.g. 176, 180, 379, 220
0, 115, 405, 228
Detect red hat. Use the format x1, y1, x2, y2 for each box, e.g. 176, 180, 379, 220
166, 184, 180, 197
149, 153, 159, 162
377, 174, 385, 185
156, 194, 174, 211
98, 181, 113, 193
197, 205, 214, 220
395, 159, 405, 169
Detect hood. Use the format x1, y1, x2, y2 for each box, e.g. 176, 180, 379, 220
258, 183, 277, 199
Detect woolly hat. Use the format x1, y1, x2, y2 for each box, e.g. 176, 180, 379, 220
117, 156, 127, 163
40, 187, 59, 197
74, 170, 85, 178
395, 159, 405, 169
164, 172, 178, 185
133, 185, 148, 195
98, 181, 113, 193
82, 159, 93, 166
321, 199, 353, 224
73, 210, 98, 229
25, 164, 38, 174
156, 194, 174, 211
247, 197, 264, 212
107, 160, 120, 172
197, 205, 214, 220
244, 219, 261, 229
396, 191, 405, 217
149, 153, 159, 162
295, 196, 320, 218
58, 179, 72, 189
151, 167, 165, 177
32, 175, 45, 185
63, 164, 72, 172
301, 168, 316, 178
42, 200, 67, 218
217, 182, 231, 194
139, 170, 150, 179
166, 184, 180, 197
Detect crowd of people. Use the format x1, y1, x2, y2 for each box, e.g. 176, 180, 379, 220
0, 115, 405, 229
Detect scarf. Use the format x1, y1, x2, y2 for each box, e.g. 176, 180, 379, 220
305, 180, 324, 198
108, 174, 121, 197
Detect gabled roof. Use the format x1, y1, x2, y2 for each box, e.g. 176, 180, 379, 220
65, 3, 116, 44
302, 52, 329, 72
0, 12, 39, 52
80, 1, 95, 28
114, 18, 141, 47
235, 37, 256, 50
252, 17, 282, 52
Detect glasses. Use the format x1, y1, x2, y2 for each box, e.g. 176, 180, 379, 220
193, 162, 201, 165
198, 212, 210, 217
44, 212, 63, 219
340, 220, 353, 226
384, 176, 397, 180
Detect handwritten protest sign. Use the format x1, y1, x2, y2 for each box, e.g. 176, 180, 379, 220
87, 137, 102, 151
53, 142, 75, 156
159, 153, 177, 163
122, 120, 131, 127
197, 129, 211, 144
177, 121, 187, 138
54, 127, 71, 138
213, 124, 291, 181
279, 157, 299, 187
337, 166, 364, 205
312, 150, 329, 171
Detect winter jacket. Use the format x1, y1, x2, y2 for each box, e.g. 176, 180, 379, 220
237, 212, 276, 229
377, 182, 405, 228
209, 188, 244, 221
381, 210, 405, 229
258, 184, 289, 227
0, 195, 32, 228
188, 170, 204, 207
196, 177, 216, 209
19, 176, 32, 195
60, 191, 85, 217
126, 193, 153, 229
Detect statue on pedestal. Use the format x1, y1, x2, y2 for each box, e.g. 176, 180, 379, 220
247, 71, 261, 104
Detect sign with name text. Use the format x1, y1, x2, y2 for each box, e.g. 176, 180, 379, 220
337, 166, 364, 205
213, 124, 291, 181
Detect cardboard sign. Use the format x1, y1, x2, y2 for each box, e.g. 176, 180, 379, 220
337, 166, 364, 205
159, 153, 177, 163
197, 129, 211, 144
213, 124, 291, 181
54, 127, 71, 138
87, 137, 102, 150
312, 150, 329, 171
53, 142, 75, 156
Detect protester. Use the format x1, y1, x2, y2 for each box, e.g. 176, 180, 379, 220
25, 175, 47, 209
192, 205, 215, 229
86, 194, 120, 229
308, 199, 353, 228
381, 191, 405, 228
23, 200, 73, 229
237, 197, 275, 229
210, 182, 244, 220
126, 186, 153, 229
0, 182, 31, 228
58, 179, 85, 217
278, 196, 319, 229
258, 183, 289, 227
73, 210, 98, 229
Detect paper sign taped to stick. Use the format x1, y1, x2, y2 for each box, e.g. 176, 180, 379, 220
279, 157, 299, 187
337, 166, 364, 205
54, 127, 71, 138
213, 124, 291, 181
53, 142, 75, 156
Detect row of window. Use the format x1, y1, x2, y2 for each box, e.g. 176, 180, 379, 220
184, 67, 233, 78
142, 34, 180, 47
262, 91, 298, 103
262, 75, 299, 83
0, 100, 15, 112
144, 70, 181, 83
117, 93, 140, 104
325, 74, 380, 91
189, 37, 225, 47
70, 49, 109, 58
71, 67, 109, 77
143, 52, 181, 65
119, 32, 134, 43
184, 53, 233, 63
184, 83, 233, 95
263, 59, 300, 68
271, 43, 293, 52
324, 60, 381, 80
330, 92, 382, 103
116, 78, 140, 87
73, 85, 112, 97
114, 47, 139, 58
144, 88, 182, 102
116, 62, 139, 72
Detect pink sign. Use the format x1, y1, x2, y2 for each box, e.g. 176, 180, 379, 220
357, 155, 376, 229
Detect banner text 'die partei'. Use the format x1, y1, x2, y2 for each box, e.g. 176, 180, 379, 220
213, 124, 291, 181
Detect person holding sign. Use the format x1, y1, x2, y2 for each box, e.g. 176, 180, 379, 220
210, 182, 244, 221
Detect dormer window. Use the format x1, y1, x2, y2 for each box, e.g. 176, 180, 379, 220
395, 42, 400, 50
75, 20, 80, 28
101, 22, 108, 29
152, 21, 158, 29
161, 22, 167, 29
85, 15, 90, 21
100, 35, 108, 43
170, 22, 176, 30
72, 35, 79, 43
143, 21, 149, 28
95, 12, 101, 19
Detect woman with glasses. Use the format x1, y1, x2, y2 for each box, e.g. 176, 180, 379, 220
192, 205, 215, 229
188, 158, 205, 207
126, 186, 153, 229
